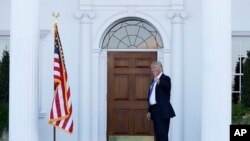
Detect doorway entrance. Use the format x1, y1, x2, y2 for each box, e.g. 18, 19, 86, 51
107, 52, 156, 140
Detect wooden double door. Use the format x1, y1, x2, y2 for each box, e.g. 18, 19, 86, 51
107, 52, 156, 137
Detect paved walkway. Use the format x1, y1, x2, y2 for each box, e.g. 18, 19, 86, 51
109, 136, 154, 141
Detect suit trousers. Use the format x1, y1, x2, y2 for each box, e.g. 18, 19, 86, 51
150, 104, 170, 141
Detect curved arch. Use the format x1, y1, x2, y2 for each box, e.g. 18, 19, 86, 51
101, 17, 163, 49
93, 12, 170, 50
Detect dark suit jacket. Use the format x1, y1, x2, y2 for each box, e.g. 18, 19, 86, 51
148, 74, 176, 119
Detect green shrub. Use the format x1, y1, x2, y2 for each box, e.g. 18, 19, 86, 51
232, 103, 250, 124
0, 103, 8, 135
242, 51, 250, 107
0, 50, 9, 135
0, 50, 9, 104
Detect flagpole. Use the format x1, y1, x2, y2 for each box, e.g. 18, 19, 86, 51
54, 126, 56, 141
52, 12, 60, 141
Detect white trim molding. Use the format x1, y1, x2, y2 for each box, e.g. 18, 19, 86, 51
232, 31, 250, 37
80, 0, 174, 8
38, 30, 50, 118
0, 31, 10, 36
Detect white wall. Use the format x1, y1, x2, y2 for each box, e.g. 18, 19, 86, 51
0, 0, 10, 30
232, 0, 250, 31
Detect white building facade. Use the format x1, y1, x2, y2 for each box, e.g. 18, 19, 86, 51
2, 0, 248, 141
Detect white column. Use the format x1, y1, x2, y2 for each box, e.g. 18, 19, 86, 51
99, 51, 108, 141
9, 0, 39, 141
168, 11, 186, 141
77, 11, 94, 141
162, 49, 172, 76
202, 0, 231, 141
91, 49, 100, 141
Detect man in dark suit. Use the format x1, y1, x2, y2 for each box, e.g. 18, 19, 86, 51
147, 61, 175, 141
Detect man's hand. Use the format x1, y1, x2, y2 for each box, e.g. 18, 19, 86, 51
154, 77, 160, 84
147, 112, 151, 120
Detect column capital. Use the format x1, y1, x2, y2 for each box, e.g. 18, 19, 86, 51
76, 10, 95, 24
167, 10, 187, 24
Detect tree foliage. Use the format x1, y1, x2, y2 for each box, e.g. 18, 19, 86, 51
0, 50, 9, 135
0, 50, 9, 104
242, 51, 250, 107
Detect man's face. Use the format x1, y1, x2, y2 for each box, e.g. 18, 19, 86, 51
151, 64, 161, 77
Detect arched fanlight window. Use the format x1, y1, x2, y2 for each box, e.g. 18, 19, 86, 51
102, 18, 163, 49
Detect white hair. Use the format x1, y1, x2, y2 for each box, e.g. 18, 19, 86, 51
151, 61, 163, 71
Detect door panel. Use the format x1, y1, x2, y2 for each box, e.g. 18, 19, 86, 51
108, 52, 156, 136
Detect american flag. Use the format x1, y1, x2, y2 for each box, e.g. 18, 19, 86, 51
48, 23, 73, 134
